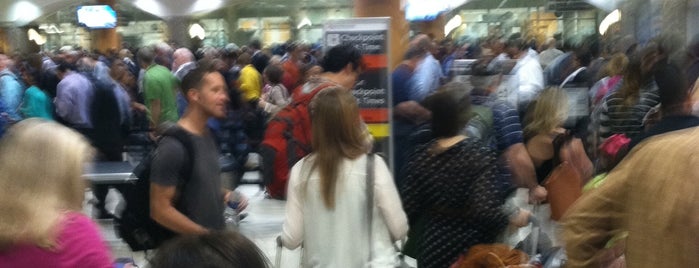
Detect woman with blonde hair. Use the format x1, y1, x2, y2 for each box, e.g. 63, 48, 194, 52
0, 119, 113, 267
524, 87, 571, 183
281, 87, 408, 267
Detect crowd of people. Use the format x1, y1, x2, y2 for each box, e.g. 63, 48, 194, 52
0, 29, 698, 268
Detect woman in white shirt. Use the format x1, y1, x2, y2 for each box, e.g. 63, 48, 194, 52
281, 87, 408, 267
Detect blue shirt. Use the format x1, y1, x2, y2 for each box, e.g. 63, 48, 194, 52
409, 54, 443, 102
55, 72, 95, 128
0, 70, 24, 121
391, 63, 414, 106
471, 94, 524, 153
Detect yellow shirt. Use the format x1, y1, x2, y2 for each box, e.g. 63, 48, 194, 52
238, 64, 262, 102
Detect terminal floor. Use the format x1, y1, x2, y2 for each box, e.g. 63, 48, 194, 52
85, 172, 553, 268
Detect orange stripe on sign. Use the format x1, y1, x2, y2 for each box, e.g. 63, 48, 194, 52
362, 54, 388, 69
360, 108, 389, 123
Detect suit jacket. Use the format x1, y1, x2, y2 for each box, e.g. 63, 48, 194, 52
562, 126, 699, 268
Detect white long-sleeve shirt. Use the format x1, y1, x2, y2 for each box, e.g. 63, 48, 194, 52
507, 50, 544, 110
282, 154, 408, 267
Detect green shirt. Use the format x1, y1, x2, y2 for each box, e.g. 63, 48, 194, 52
144, 64, 179, 125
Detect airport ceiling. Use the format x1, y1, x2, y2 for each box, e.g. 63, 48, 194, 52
0, 0, 623, 27
0, 0, 353, 26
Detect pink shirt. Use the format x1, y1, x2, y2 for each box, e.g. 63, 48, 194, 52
0, 212, 113, 268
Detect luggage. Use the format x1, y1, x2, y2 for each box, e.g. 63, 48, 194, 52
451, 204, 567, 268
544, 132, 592, 221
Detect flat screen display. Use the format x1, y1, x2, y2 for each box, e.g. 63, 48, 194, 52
77, 5, 117, 29
405, 0, 468, 21
405, 1, 446, 21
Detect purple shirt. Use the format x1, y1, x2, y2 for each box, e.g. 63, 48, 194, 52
55, 72, 94, 128
0, 212, 113, 268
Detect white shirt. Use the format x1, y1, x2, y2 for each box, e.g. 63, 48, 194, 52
282, 154, 408, 267
507, 51, 544, 110
409, 53, 443, 102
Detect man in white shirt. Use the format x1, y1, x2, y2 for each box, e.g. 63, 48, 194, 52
505, 37, 544, 113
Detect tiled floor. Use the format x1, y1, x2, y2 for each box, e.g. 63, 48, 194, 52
86, 171, 305, 268
86, 173, 551, 268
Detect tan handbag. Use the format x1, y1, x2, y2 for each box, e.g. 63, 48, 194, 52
544, 133, 593, 221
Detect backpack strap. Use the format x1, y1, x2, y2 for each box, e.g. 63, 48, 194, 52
365, 153, 375, 265
552, 131, 573, 165
159, 125, 197, 189
292, 82, 338, 106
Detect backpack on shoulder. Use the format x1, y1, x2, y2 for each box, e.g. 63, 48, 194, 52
463, 104, 495, 146
259, 82, 334, 199
115, 126, 195, 251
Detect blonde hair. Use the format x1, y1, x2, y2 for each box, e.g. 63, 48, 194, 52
0, 119, 93, 249
309, 87, 366, 209
524, 87, 569, 139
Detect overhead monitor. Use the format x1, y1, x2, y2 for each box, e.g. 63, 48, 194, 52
405, 0, 468, 22
405, 0, 447, 21
77, 5, 117, 29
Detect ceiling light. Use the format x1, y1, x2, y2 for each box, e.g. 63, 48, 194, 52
134, 0, 164, 17
599, 9, 620, 35
297, 17, 312, 29
27, 28, 46, 45
444, 15, 463, 35
189, 23, 206, 40
9, 1, 41, 26
34, 35, 47, 46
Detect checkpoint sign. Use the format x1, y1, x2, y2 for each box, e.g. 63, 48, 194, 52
324, 18, 391, 138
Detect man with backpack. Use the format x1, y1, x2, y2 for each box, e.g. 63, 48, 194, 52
468, 65, 546, 202
149, 62, 248, 236
261, 44, 365, 199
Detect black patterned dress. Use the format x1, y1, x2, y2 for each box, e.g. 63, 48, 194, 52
401, 138, 509, 268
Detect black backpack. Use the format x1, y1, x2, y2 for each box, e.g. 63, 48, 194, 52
115, 126, 195, 251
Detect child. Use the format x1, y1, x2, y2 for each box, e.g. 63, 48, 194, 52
258, 64, 290, 116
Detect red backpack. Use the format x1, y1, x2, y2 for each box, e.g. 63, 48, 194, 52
259, 82, 335, 199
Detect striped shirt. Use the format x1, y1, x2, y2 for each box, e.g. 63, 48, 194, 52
599, 81, 660, 139
471, 94, 524, 153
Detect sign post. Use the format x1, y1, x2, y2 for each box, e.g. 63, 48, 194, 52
324, 17, 393, 169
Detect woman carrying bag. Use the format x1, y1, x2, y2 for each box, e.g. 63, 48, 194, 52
280, 87, 409, 267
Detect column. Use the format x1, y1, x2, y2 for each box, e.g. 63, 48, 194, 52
354, 0, 409, 70
91, 0, 119, 54
619, 0, 641, 41
0, 29, 7, 53
620, 0, 691, 46
165, 16, 193, 49
660, 0, 687, 44
2, 27, 34, 54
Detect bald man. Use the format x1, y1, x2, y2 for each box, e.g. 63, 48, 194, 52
408, 34, 444, 102
172, 48, 196, 81
539, 37, 563, 69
